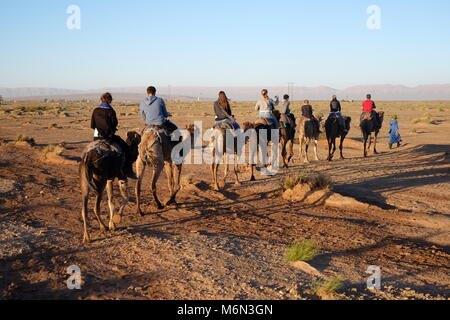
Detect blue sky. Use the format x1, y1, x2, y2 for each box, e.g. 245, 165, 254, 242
1, 0, 450, 89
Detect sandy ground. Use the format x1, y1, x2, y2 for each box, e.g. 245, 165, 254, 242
0, 100, 449, 300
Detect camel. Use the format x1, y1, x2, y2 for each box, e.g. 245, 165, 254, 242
79, 131, 141, 244
242, 120, 276, 181
325, 114, 352, 161
135, 126, 188, 216
298, 116, 322, 163
210, 124, 242, 191
274, 110, 296, 168
360, 111, 385, 157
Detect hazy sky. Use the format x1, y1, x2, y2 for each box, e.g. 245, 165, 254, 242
1, 0, 450, 89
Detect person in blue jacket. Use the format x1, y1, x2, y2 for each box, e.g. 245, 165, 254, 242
140, 86, 178, 133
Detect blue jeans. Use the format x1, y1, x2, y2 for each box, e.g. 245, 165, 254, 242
258, 112, 279, 129
215, 119, 241, 130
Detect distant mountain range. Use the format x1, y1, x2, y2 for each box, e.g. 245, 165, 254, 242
1, 84, 450, 101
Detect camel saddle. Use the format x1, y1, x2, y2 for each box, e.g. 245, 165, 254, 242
361, 112, 373, 121
255, 117, 275, 129
214, 121, 235, 131
82, 140, 123, 161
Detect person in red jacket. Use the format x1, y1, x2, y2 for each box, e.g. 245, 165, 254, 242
362, 94, 381, 127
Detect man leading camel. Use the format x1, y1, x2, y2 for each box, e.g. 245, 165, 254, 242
140, 86, 178, 134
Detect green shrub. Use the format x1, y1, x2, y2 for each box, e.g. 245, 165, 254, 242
286, 240, 320, 262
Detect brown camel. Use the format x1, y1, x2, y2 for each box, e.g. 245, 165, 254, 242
298, 116, 322, 163
79, 131, 141, 244
210, 124, 241, 191
135, 127, 186, 216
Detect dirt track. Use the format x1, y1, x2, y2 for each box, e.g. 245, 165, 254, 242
1, 101, 449, 300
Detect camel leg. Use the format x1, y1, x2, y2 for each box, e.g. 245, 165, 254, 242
93, 182, 107, 233
135, 156, 146, 217
304, 140, 310, 164
106, 180, 116, 231
327, 139, 332, 162
164, 162, 174, 199
373, 131, 379, 154
250, 164, 256, 181
211, 148, 220, 191
299, 138, 305, 163
313, 139, 320, 161
211, 163, 219, 191
233, 154, 241, 186
220, 153, 229, 188
339, 136, 345, 159
80, 177, 90, 245
287, 140, 294, 165
113, 179, 128, 225
167, 164, 182, 205
164, 162, 180, 207
150, 160, 164, 210
281, 138, 288, 168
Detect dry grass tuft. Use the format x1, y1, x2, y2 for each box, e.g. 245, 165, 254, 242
311, 276, 343, 297
281, 173, 333, 191
286, 240, 321, 262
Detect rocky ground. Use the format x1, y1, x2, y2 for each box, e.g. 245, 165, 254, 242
0, 100, 449, 300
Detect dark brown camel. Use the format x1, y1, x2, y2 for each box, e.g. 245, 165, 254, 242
360, 111, 385, 157
274, 110, 296, 168
79, 131, 141, 244
325, 114, 352, 161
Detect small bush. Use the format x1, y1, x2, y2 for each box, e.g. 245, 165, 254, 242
281, 173, 333, 191
41, 145, 64, 158
411, 114, 433, 125
311, 276, 343, 296
281, 174, 302, 191
286, 240, 320, 262
15, 135, 35, 145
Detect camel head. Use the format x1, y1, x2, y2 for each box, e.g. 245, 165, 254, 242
242, 121, 254, 132
272, 110, 281, 121
378, 111, 385, 124
126, 131, 141, 163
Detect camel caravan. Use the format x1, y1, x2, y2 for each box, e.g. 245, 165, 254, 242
79, 87, 385, 244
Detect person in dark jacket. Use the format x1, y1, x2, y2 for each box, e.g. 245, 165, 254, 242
214, 91, 240, 130
301, 100, 320, 131
91, 92, 136, 179
330, 95, 347, 132
279, 94, 296, 128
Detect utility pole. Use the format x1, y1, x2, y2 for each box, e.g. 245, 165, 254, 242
287, 82, 295, 101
